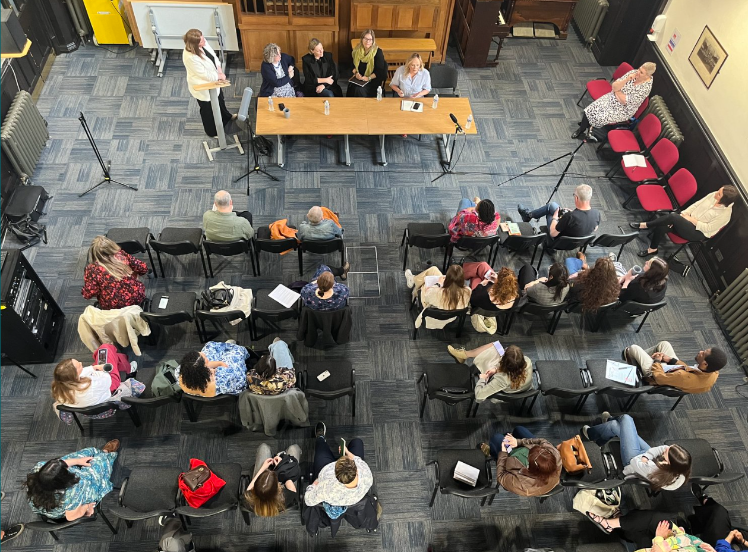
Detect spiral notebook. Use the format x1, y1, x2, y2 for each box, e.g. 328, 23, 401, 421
401, 100, 424, 112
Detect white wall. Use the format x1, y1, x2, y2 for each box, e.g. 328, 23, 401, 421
655, 0, 748, 185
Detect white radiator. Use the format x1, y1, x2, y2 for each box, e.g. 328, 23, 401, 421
572, 0, 609, 46
1, 90, 49, 178
713, 268, 748, 365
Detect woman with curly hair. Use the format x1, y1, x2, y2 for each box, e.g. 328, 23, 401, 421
177, 341, 249, 397
405, 264, 471, 329
572, 256, 620, 311
446, 343, 533, 402
462, 263, 519, 312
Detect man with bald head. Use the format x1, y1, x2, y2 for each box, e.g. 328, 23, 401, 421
203, 190, 254, 242
297, 206, 343, 241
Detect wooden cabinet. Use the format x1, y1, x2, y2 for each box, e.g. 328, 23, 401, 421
592, 0, 665, 66
451, 0, 504, 68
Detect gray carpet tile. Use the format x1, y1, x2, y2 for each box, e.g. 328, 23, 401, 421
2, 27, 747, 552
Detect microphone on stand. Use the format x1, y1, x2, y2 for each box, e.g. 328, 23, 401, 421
449, 113, 464, 133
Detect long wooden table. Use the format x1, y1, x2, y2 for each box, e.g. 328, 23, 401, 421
255, 97, 477, 167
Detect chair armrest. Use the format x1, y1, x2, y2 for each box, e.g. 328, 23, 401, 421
107, 505, 174, 521
562, 478, 624, 490
692, 473, 745, 486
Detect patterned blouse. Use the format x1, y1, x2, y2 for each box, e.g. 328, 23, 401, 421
635, 525, 710, 552
81, 251, 148, 310
176, 342, 249, 396
448, 209, 501, 243
247, 366, 296, 395
301, 265, 349, 311
29, 447, 116, 519
584, 70, 652, 128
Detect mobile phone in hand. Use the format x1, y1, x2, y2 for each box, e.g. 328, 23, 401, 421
97, 348, 107, 365
339, 438, 346, 457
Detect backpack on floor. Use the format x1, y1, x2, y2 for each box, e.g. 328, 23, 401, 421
159, 517, 195, 552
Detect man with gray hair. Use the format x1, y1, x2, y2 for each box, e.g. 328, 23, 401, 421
297, 206, 343, 241
517, 184, 600, 241
202, 190, 254, 242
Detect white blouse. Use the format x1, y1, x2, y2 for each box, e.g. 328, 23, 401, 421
182, 43, 221, 102
67, 366, 113, 408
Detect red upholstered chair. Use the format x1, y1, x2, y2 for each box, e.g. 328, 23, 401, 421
628, 168, 697, 211
612, 138, 679, 187
577, 62, 634, 106
632, 96, 650, 120
665, 223, 728, 273
607, 113, 661, 156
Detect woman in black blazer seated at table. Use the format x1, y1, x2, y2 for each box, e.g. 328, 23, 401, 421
302, 38, 342, 98
346, 29, 387, 98
618, 256, 669, 304
259, 43, 299, 98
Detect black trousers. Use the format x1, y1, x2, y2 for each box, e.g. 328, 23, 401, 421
312, 436, 365, 479
196, 89, 233, 137
619, 510, 679, 549
688, 498, 733, 546
518, 264, 537, 289
646, 213, 706, 249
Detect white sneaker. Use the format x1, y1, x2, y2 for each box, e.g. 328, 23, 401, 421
226, 339, 237, 345
581, 425, 590, 440
404, 269, 415, 289
129, 361, 138, 373
601, 411, 612, 423
273, 337, 281, 344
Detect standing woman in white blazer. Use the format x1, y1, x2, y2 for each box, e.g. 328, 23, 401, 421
182, 28, 236, 137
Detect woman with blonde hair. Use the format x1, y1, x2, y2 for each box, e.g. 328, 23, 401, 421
302, 38, 342, 98
182, 28, 235, 137
81, 236, 148, 310
243, 443, 301, 517
573, 62, 656, 141
346, 29, 387, 98
390, 52, 431, 99
406, 264, 471, 329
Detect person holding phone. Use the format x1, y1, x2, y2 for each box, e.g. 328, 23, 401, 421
51, 345, 138, 412
182, 28, 236, 137
304, 422, 373, 512
477, 426, 562, 497
243, 442, 302, 517
24, 441, 120, 521
404, 264, 471, 329
466, 265, 519, 312
446, 343, 533, 402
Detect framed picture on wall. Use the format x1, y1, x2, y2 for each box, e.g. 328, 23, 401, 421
688, 26, 728, 89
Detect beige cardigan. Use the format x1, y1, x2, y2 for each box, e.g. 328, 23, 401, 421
77, 305, 151, 356
415, 285, 470, 329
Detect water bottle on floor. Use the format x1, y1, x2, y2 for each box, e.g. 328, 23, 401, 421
376, 86, 382, 101
432, 94, 439, 109
324, 100, 330, 115
268, 97, 274, 111
466, 114, 473, 129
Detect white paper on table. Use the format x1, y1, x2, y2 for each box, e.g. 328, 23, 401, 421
424, 275, 441, 287
622, 154, 647, 168
605, 359, 639, 386
268, 284, 301, 308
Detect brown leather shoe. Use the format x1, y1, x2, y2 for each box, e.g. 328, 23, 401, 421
102, 439, 120, 453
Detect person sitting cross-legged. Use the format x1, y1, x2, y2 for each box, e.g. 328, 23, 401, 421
246, 338, 296, 395
447, 342, 533, 402
582, 413, 691, 491
405, 264, 471, 329
448, 197, 501, 243
304, 422, 374, 515
623, 341, 727, 394
203, 190, 254, 242
631, 185, 737, 258
177, 342, 249, 397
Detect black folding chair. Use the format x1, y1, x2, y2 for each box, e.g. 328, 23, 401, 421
520, 300, 569, 335
413, 305, 469, 340
56, 402, 141, 435
26, 503, 117, 541
298, 237, 345, 275
615, 300, 667, 333
150, 227, 208, 278
106, 227, 156, 277
535, 360, 597, 413
140, 291, 198, 346
194, 304, 249, 343
400, 223, 450, 272
176, 462, 244, 521
664, 438, 745, 495
253, 236, 297, 276
584, 231, 639, 260
428, 449, 498, 507
298, 360, 356, 417
472, 368, 540, 417
203, 239, 256, 277
417, 363, 475, 418
448, 235, 500, 267
429, 64, 459, 97
502, 231, 546, 266
536, 234, 595, 269
250, 288, 302, 340
108, 466, 182, 529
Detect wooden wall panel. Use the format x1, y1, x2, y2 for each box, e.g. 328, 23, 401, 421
396, 7, 416, 29
418, 6, 437, 29
291, 30, 337, 63
354, 4, 373, 28
374, 6, 395, 28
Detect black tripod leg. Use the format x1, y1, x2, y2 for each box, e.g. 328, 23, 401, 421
2, 354, 37, 378
546, 140, 586, 205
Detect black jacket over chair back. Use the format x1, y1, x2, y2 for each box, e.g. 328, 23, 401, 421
297, 306, 352, 348
302, 492, 379, 537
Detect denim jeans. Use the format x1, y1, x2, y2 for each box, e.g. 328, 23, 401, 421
527, 202, 560, 228
488, 426, 535, 460
319, 88, 335, 98
456, 198, 476, 216
586, 414, 650, 464
312, 437, 365, 479
268, 339, 294, 369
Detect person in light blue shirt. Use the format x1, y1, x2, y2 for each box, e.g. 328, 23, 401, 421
390, 53, 431, 99
297, 206, 343, 241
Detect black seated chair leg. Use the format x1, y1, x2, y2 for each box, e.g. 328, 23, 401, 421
126, 405, 142, 428
49, 530, 59, 541
623, 393, 641, 412
205, 251, 215, 278
248, 243, 257, 277
340, 246, 345, 266
145, 246, 157, 279
573, 395, 586, 414
536, 248, 545, 270
241, 508, 252, 526
429, 484, 439, 508
125, 520, 133, 529
351, 389, 356, 417
298, 248, 304, 276
184, 400, 198, 422
155, 249, 165, 278
3, 355, 38, 378
402, 244, 409, 271
199, 248, 209, 278
576, 89, 587, 107
97, 503, 118, 535
606, 164, 620, 179
527, 394, 538, 414
618, 243, 626, 260
670, 395, 685, 411
71, 412, 84, 435
472, 402, 480, 418
488, 487, 498, 506
419, 388, 428, 418
520, 396, 528, 416
254, 248, 261, 276
400, 229, 407, 247
636, 311, 651, 333
442, 246, 449, 274
480, 496, 487, 507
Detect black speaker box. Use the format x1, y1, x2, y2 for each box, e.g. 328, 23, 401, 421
1, 9, 27, 55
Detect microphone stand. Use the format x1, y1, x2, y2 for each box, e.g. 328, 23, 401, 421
78, 112, 137, 197
233, 119, 279, 195
431, 126, 462, 183
498, 140, 586, 205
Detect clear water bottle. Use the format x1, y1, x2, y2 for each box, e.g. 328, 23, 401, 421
466, 114, 473, 129
324, 100, 330, 115
268, 97, 274, 111
376, 86, 382, 101
432, 94, 439, 109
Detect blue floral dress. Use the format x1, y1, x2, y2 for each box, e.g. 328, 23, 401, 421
29, 447, 116, 519
202, 341, 249, 395
301, 265, 349, 311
